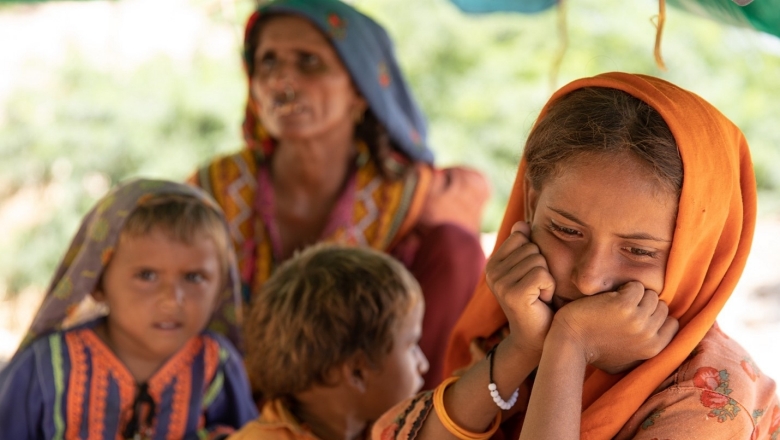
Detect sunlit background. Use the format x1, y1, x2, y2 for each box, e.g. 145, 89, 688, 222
1, 0, 778, 379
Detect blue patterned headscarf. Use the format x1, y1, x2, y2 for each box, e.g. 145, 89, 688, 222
242, 0, 434, 164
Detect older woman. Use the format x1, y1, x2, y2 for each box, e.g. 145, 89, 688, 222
190, 0, 489, 389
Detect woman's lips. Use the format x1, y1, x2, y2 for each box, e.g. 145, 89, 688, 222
272, 101, 303, 116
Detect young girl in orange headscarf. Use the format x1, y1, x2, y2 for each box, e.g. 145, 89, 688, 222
372, 72, 780, 440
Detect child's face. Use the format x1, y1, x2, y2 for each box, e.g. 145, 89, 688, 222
526, 154, 678, 311
94, 227, 222, 365
360, 299, 428, 419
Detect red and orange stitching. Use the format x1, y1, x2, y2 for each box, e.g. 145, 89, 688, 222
80, 331, 135, 439
65, 331, 88, 439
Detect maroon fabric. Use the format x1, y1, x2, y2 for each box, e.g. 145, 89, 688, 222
393, 223, 486, 389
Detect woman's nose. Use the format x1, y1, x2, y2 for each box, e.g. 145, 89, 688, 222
266, 61, 298, 90
571, 243, 616, 296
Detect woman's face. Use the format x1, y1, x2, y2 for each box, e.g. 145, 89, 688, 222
250, 15, 366, 142
525, 153, 679, 311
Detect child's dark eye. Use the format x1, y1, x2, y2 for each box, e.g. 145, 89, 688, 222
184, 272, 205, 283
549, 221, 581, 237
136, 270, 157, 281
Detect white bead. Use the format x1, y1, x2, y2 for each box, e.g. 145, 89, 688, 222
488, 385, 520, 411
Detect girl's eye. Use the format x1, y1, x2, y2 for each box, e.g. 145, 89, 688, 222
549, 221, 581, 237
136, 270, 156, 281
626, 247, 657, 259
184, 272, 205, 283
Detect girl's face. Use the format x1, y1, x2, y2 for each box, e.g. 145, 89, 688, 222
93, 227, 222, 366
250, 15, 366, 142
525, 153, 678, 311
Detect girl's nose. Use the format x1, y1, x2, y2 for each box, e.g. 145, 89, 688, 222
159, 282, 184, 309
571, 243, 616, 296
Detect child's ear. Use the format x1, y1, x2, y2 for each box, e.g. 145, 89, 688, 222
341, 353, 370, 394
524, 175, 540, 224
90, 281, 106, 303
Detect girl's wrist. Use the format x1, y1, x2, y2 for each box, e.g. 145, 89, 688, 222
544, 320, 592, 366
503, 333, 543, 364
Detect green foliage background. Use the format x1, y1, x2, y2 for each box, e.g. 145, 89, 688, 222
1, 0, 779, 298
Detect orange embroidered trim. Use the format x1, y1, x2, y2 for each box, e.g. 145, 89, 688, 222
79, 331, 135, 440
148, 336, 203, 439
64, 332, 87, 439
202, 337, 220, 389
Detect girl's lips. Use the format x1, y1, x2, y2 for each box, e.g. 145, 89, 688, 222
552, 296, 573, 312
154, 322, 183, 330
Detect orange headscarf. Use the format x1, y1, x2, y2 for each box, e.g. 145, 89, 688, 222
444, 72, 757, 439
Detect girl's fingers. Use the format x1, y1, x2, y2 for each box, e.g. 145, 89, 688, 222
511, 220, 530, 236
637, 288, 660, 314
488, 252, 549, 297
658, 316, 680, 344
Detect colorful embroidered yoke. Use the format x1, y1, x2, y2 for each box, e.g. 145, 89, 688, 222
193, 149, 431, 300
0, 319, 258, 439
372, 324, 780, 440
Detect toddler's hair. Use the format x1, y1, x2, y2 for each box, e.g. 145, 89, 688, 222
525, 87, 683, 196
121, 193, 230, 279
244, 243, 422, 400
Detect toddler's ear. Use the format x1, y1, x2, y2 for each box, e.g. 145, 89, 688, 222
341, 353, 369, 394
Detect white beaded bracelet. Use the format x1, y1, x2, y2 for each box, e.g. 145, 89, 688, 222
487, 344, 520, 411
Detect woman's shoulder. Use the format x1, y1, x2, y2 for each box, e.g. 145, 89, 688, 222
189, 149, 260, 194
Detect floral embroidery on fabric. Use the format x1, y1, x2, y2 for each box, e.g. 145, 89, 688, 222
692, 367, 741, 422
753, 408, 765, 424
769, 405, 780, 439
53, 277, 73, 299
641, 409, 664, 430
100, 247, 114, 265
326, 12, 347, 39
89, 218, 110, 242
741, 358, 760, 381
95, 195, 115, 214
378, 62, 391, 88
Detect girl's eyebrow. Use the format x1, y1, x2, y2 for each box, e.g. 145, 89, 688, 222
547, 206, 672, 243
548, 206, 586, 226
